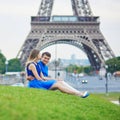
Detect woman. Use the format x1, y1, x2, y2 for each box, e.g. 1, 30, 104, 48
25, 49, 89, 98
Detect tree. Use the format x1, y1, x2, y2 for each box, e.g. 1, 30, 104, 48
8, 58, 23, 72
0, 52, 6, 74
66, 64, 76, 73
106, 56, 120, 73
0, 50, 24, 74
65, 64, 92, 74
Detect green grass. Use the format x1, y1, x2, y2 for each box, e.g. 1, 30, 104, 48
94, 92, 120, 101
0, 86, 120, 120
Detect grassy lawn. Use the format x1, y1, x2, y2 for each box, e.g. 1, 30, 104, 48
0, 86, 120, 120
94, 92, 120, 101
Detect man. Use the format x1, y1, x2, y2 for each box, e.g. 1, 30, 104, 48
39, 52, 63, 80
38, 52, 50, 77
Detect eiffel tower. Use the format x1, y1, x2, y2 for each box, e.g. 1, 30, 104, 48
17, 0, 115, 70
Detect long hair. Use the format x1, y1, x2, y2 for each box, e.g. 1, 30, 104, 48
26, 49, 40, 66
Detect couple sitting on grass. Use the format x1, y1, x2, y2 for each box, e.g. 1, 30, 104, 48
25, 49, 89, 98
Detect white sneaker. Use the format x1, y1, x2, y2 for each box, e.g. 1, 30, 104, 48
81, 91, 89, 98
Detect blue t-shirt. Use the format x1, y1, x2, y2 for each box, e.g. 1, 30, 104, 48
38, 61, 48, 77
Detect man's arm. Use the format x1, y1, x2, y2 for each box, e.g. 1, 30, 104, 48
26, 75, 35, 81
40, 72, 63, 81
40, 72, 52, 81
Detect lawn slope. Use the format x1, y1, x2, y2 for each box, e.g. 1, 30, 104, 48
0, 86, 120, 120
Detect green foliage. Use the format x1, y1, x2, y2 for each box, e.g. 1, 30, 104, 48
65, 64, 74, 73
77, 65, 84, 73
0, 53, 6, 63
106, 56, 120, 73
66, 64, 92, 74
0, 53, 6, 74
8, 58, 23, 72
0, 55, 24, 74
84, 66, 92, 74
0, 60, 5, 74
0, 52, 24, 74
0, 86, 120, 120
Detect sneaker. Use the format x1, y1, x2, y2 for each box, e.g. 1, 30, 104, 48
81, 91, 89, 98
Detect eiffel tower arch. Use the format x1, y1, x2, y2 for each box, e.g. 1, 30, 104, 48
17, 0, 115, 70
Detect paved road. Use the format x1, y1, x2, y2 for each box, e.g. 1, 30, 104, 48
65, 74, 120, 93
1, 70, 120, 94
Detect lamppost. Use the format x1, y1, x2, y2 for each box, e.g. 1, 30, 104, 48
105, 65, 109, 96
114, 64, 117, 72
114, 64, 117, 80
5, 60, 9, 74
99, 65, 106, 80
55, 41, 57, 78
99, 64, 108, 95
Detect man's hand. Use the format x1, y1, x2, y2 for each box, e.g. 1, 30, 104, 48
27, 76, 34, 80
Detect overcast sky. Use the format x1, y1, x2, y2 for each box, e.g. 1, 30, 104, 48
0, 0, 120, 61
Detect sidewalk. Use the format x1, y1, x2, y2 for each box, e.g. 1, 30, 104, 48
111, 100, 120, 105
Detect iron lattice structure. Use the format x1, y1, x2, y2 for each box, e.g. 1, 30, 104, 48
17, 0, 115, 70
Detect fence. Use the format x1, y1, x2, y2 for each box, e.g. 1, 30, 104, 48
0, 75, 26, 85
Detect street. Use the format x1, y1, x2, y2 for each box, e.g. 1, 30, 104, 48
65, 74, 120, 93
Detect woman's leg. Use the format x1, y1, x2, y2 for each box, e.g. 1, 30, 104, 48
50, 81, 83, 96
60, 81, 81, 93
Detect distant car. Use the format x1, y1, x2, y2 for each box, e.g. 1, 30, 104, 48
82, 80, 88, 84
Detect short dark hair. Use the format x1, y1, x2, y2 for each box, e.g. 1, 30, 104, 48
42, 52, 51, 58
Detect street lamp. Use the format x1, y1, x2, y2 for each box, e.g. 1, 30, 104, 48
114, 64, 117, 72
99, 64, 109, 95
55, 41, 57, 78
5, 60, 9, 74
105, 65, 109, 96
